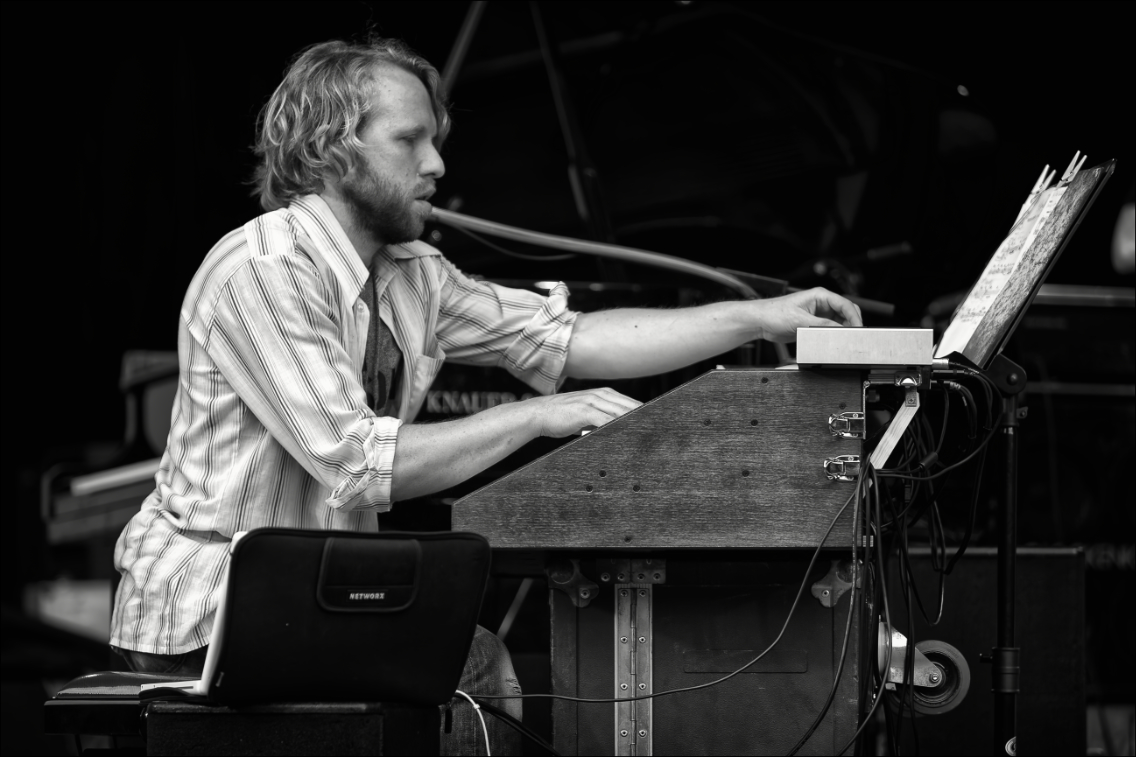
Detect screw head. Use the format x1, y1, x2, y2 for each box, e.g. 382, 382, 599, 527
638, 636, 646, 644
620, 589, 628, 597
620, 636, 628, 643
579, 588, 590, 598
638, 729, 647, 737
620, 683, 628, 690
617, 573, 627, 581
638, 683, 646, 690
822, 589, 830, 596
929, 672, 941, 683
601, 572, 611, 582
637, 572, 645, 580
620, 730, 629, 738
653, 572, 661, 580
639, 589, 647, 597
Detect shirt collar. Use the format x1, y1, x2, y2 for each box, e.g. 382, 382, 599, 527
288, 194, 369, 299
288, 194, 442, 299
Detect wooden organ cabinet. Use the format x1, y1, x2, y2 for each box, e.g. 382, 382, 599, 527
454, 367, 865, 756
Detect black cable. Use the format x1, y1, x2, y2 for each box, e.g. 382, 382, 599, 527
880, 430, 942, 529
877, 420, 997, 482
901, 518, 945, 626
903, 510, 921, 757
957, 383, 979, 440
936, 386, 950, 453
474, 699, 561, 756
928, 495, 946, 574
943, 438, 990, 574
836, 466, 894, 755
785, 475, 867, 755
476, 487, 859, 706
875, 474, 901, 756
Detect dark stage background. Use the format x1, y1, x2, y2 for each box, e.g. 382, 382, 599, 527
2, 2, 1134, 755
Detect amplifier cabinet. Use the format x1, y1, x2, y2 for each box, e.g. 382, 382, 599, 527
889, 547, 1086, 757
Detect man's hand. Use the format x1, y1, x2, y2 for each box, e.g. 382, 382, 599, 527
754, 287, 863, 343
528, 387, 642, 438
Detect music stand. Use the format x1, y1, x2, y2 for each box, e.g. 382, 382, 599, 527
936, 158, 1115, 756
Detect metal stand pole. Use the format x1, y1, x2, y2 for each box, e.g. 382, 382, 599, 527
988, 354, 1025, 756
994, 391, 1021, 756
441, 1, 487, 92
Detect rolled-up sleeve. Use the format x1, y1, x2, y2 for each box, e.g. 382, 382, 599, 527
434, 259, 579, 395
201, 254, 400, 512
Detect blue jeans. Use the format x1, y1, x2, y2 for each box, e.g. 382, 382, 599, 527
116, 625, 523, 756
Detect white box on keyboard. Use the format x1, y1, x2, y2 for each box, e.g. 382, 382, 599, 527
796, 327, 933, 368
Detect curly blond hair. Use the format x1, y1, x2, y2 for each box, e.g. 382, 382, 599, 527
252, 37, 450, 211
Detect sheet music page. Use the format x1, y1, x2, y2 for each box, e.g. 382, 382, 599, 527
935, 185, 1066, 359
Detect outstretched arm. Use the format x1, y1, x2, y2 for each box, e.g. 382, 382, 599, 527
391, 387, 640, 501
564, 287, 863, 380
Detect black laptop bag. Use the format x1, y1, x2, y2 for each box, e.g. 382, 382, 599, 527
204, 528, 491, 706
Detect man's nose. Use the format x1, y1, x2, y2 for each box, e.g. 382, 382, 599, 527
421, 144, 445, 180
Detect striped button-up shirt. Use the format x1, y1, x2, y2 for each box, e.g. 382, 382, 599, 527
111, 195, 578, 654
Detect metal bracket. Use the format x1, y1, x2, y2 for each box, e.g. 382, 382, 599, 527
868, 385, 921, 469
597, 558, 666, 586
615, 583, 653, 756
878, 624, 944, 689
811, 559, 859, 607
988, 646, 1021, 694
824, 455, 861, 482
546, 558, 599, 608
828, 411, 866, 439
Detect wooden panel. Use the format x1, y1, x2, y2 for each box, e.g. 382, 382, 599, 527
553, 555, 864, 755
550, 589, 579, 756
454, 369, 862, 549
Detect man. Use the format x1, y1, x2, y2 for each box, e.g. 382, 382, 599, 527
110, 37, 861, 754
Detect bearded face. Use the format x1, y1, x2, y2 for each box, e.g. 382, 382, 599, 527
340, 159, 432, 247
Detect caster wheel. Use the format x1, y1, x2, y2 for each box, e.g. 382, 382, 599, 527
886, 640, 971, 716
910, 640, 970, 715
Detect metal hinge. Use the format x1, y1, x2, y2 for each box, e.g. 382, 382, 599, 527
824, 454, 861, 482
828, 411, 865, 438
